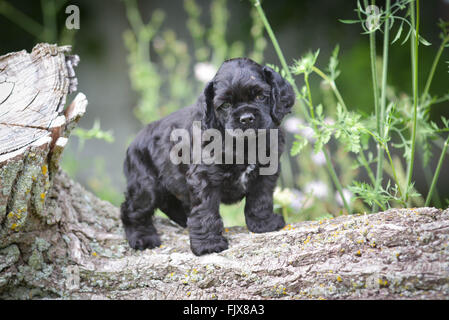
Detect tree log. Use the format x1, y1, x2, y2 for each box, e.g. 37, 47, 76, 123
1, 169, 448, 299
1, 45, 448, 300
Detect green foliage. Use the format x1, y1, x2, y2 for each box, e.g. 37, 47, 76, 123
290, 134, 308, 156
0, 0, 76, 44
85, 158, 124, 207
291, 50, 320, 76
72, 120, 114, 151
349, 181, 395, 211
122, 0, 266, 126
220, 202, 246, 227
62, 120, 118, 205
252, 0, 449, 215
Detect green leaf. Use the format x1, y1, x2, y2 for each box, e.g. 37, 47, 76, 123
314, 127, 332, 154
339, 19, 360, 24
391, 20, 404, 44
291, 135, 308, 156
401, 28, 413, 45
314, 213, 333, 221
327, 44, 341, 80
291, 49, 320, 76
316, 104, 323, 119
418, 35, 432, 46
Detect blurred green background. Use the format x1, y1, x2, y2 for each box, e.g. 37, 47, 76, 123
1, 0, 448, 226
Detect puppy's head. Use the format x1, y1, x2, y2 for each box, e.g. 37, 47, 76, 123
202, 58, 295, 130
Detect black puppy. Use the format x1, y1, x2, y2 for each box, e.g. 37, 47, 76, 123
121, 58, 295, 256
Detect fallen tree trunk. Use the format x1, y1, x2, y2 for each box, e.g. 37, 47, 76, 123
1, 45, 448, 300
1, 169, 448, 299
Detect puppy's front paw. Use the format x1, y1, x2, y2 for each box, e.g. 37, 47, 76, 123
246, 213, 285, 233
190, 235, 229, 256
127, 231, 161, 250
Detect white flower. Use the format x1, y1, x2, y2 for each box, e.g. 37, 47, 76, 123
311, 150, 326, 166
194, 62, 216, 83
299, 125, 315, 142
324, 117, 335, 126
289, 189, 304, 210
289, 189, 313, 210
283, 116, 316, 142
304, 180, 328, 200
283, 117, 303, 134
273, 187, 295, 207
335, 189, 353, 207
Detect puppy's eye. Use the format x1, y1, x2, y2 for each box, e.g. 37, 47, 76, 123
220, 102, 232, 110
255, 95, 267, 102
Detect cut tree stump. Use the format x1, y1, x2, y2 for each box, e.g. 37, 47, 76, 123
1, 44, 449, 300
0, 43, 85, 241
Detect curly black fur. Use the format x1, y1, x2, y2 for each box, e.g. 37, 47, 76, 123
120, 58, 295, 256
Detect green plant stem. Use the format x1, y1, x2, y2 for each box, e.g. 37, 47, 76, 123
252, 0, 309, 120
313, 64, 376, 186
254, 0, 351, 213
425, 136, 449, 207
359, 151, 376, 185
373, 198, 386, 212
383, 144, 404, 202
41, 0, 57, 42
363, 0, 381, 211
304, 74, 315, 120
312, 64, 377, 201
361, 127, 404, 200
304, 74, 351, 213
422, 35, 449, 101
0, 1, 44, 40
123, 0, 145, 35
123, 0, 152, 61
421, 148, 442, 207
253, 1, 292, 87
404, 0, 420, 203
415, 9, 447, 204
280, 154, 294, 188
311, 66, 348, 112
364, 0, 380, 134
282, 206, 288, 223
373, 0, 391, 211
55, 0, 69, 13
307, 67, 379, 204
323, 147, 351, 212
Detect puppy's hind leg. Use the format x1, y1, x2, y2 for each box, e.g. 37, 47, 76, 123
121, 175, 162, 250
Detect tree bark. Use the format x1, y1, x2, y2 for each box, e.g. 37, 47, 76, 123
1, 45, 448, 300
2, 171, 448, 300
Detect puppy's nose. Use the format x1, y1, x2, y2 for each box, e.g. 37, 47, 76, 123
239, 113, 255, 125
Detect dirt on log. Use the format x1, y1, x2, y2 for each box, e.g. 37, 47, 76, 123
0, 44, 449, 300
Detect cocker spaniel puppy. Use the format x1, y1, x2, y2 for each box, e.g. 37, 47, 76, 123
121, 58, 295, 256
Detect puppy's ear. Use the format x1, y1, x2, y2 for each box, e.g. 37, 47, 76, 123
263, 66, 295, 125
202, 81, 216, 129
